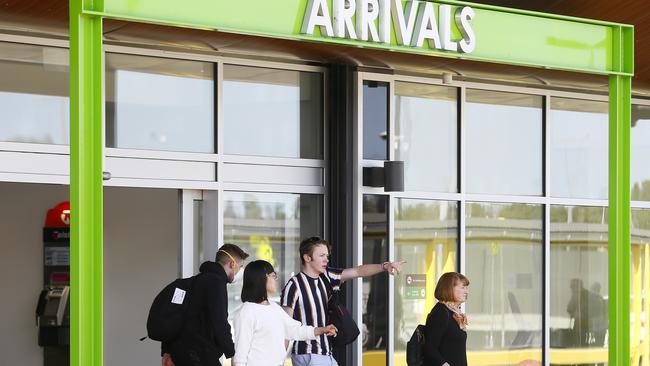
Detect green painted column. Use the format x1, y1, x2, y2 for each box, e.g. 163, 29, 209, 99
69, 0, 104, 365
608, 25, 633, 366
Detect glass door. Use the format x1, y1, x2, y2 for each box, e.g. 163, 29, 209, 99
357, 73, 461, 366
181, 189, 325, 366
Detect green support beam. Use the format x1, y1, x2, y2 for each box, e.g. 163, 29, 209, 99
608, 25, 633, 366
69, 0, 104, 365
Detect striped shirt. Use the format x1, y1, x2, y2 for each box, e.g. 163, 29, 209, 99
281, 267, 343, 355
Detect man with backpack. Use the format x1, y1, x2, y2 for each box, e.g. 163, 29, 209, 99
160, 243, 249, 366
281, 236, 405, 366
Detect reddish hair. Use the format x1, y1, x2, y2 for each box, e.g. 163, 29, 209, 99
434, 272, 470, 302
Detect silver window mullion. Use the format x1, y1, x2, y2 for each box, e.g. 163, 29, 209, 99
217, 189, 224, 253
215, 61, 224, 257
459, 86, 467, 276
631, 200, 650, 209
216, 61, 224, 181
543, 94, 551, 366
543, 201, 551, 366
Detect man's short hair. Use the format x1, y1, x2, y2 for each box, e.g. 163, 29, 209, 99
215, 243, 249, 265
299, 236, 332, 265
434, 272, 470, 302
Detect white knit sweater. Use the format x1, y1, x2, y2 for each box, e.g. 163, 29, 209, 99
233, 301, 317, 366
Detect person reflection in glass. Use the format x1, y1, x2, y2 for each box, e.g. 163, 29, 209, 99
567, 279, 607, 349
588, 282, 607, 349
567, 278, 590, 348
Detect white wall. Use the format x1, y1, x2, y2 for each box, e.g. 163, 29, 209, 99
0, 183, 179, 366
104, 187, 179, 366
0, 182, 69, 366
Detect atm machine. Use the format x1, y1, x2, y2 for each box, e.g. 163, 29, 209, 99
36, 201, 70, 366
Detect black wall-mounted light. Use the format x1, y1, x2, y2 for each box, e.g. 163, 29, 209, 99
362, 160, 404, 192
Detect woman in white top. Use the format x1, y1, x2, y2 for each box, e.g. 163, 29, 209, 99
233, 260, 337, 366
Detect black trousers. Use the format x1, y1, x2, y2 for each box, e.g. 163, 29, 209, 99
169, 340, 222, 366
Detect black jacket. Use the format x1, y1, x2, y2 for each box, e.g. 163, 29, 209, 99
165, 261, 235, 366
423, 302, 467, 366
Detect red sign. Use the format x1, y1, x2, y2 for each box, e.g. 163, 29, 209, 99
44, 202, 70, 228
50, 272, 70, 284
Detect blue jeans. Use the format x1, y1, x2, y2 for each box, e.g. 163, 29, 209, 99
291, 354, 339, 366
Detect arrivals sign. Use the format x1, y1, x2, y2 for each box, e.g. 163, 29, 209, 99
301, 0, 475, 53
96, 0, 628, 75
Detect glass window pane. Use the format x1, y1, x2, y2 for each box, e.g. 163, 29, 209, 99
222, 192, 323, 316
393, 199, 458, 365
362, 195, 388, 365
395, 82, 457, 192
363, 81, 389, 160
466, 90, 543, 195
465, 202, 543, 364
550, 206, 608, 365
632, 105, 650, 201
0, 42, 69, 144
631, 209, 649, 364
550, 98, 608, 199
106, 53, 214, 153
223, 65, 323, 158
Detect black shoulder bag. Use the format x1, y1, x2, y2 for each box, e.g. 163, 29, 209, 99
321, 274, 360, 347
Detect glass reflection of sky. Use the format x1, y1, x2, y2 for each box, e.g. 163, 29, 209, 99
0, 91, 69, 144
114, 69, 213, 153
224, 80, 300, 157
466, 101, 543, 196
550, 106, 608, 199
396, 95, 457, 192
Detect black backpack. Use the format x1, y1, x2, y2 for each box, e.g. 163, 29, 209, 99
321, 274, 360, 347
145, 276, 197, 342
406, 324, 426, 366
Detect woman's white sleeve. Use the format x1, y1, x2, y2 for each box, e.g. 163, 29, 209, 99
282, 309, 317, 341
233, 306, 254, 366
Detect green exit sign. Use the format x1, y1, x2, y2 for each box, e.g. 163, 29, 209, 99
404, 274, 426, 300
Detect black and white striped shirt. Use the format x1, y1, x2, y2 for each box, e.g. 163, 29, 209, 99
280, 267, 343, 355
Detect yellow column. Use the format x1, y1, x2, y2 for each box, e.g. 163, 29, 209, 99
632, 245, 642, 365
424, 240, 437, 323
641, 243, 650, 366
442, 239, 456, 274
